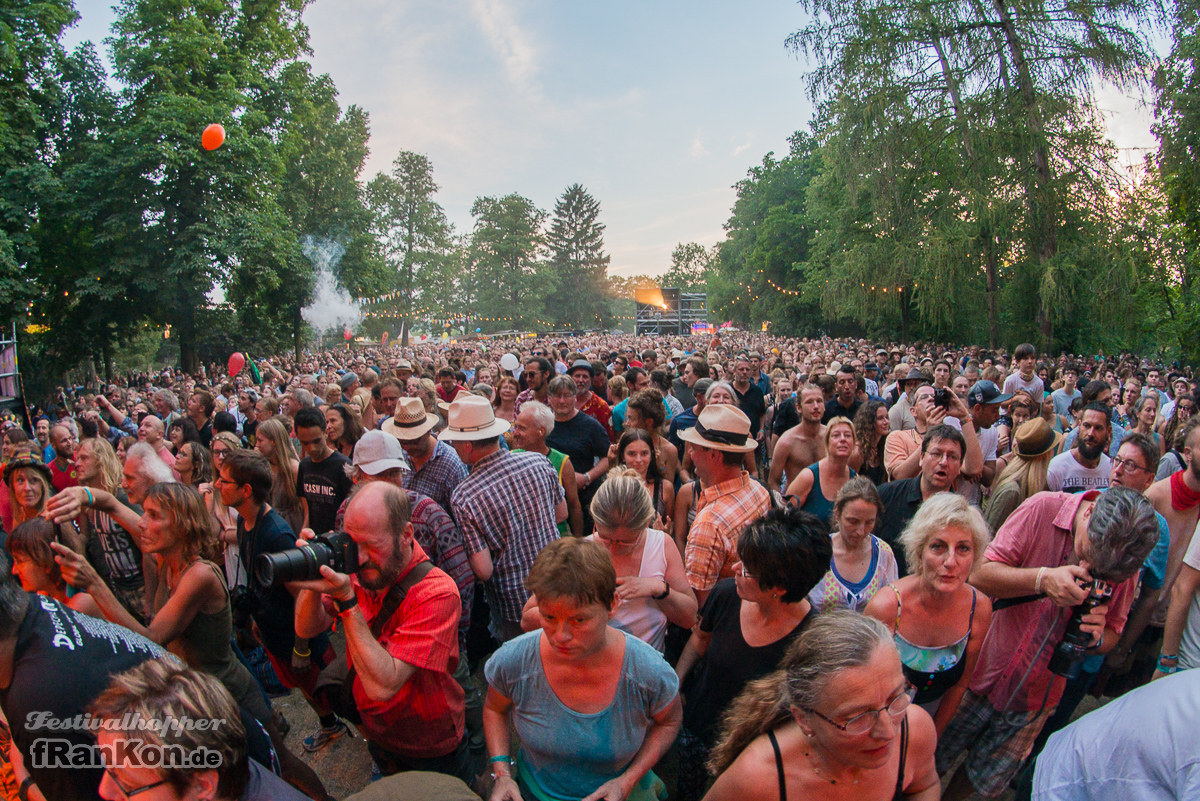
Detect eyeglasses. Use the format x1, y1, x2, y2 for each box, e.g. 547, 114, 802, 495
803, 686, 916, 735
1112, 456, 1150, 475
737, 564, 755, 580
104, 769, 168, 797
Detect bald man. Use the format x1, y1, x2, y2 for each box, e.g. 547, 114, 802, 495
136, 414, 176, 471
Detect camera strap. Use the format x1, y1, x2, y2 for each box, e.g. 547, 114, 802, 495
992, 593, 1043, 612
368, 559, 435, 639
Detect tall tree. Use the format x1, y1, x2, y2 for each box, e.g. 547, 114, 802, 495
660, 242, 713, 291
466, 194, 546, 331
545, 184, 610, 330
790, 0, 1162, 349
0, 0, 78, 321
102, 0, 320, 370
365, 151, 453, 345
709, 133, 821, 333
1154, 0, 1200, 361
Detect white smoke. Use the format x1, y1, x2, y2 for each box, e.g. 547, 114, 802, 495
300, 236, 361, 333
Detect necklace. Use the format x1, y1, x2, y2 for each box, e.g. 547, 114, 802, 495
804, 748, 859, 786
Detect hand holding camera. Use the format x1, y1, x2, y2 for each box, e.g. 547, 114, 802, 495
260, 529, 359, 602
1040, 564, 1093, 608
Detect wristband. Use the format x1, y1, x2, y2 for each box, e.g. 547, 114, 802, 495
293, 646, 311, 658
489, 755, 512, 764
18, 777, 34, 801
652, 580, 670, 600
84, 487, 94, 507
334, 594, 358, 614
1035, 566, 1047, 595
1158, 653, 1179, 667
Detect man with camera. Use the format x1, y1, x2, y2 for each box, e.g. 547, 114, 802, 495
217, 449, 345, 753
292, 481, 469, 783
936, 486, 1160, 800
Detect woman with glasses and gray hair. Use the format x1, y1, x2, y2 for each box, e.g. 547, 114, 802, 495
704, 611, 939, 801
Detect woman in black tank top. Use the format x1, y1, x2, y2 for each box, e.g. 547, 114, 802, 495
702, 612, 941, 801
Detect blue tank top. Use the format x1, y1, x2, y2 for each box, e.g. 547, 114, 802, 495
797, 462, 855, 523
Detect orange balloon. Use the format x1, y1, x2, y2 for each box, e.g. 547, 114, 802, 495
201, 123, 225, 151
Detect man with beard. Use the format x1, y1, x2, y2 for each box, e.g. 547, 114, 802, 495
1047, 403, 1113, 493
293, 481, 469, 782
767, 384, 827, 491
514, 356, 553, 414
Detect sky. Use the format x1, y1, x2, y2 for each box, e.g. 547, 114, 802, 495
65, 1, 1158, 279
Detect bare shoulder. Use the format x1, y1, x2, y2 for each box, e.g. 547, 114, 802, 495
705, 733, 784, 801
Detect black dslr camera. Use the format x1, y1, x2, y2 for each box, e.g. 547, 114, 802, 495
933, 387, 952, 409
1048, 579, 1113, 679
255, 532, 359, 588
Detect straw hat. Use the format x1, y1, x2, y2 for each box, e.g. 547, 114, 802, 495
381, 397, 439, 441
438, 394, 511, 441
678, 405, 758, 452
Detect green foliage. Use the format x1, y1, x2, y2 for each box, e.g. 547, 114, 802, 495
364, 150, 454, 343
660, 242, 713, 292
466, 193, 548, 331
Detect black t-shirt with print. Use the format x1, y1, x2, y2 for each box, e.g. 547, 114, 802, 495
3, 595, 164, 800
296, 451, 353, 535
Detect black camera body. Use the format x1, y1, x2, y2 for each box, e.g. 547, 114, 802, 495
933, 387, 952, 409
1048, 579, 1113, 679
255, 531, 360, 588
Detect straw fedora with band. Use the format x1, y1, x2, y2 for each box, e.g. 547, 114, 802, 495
381, 397, 439, 441
678, 405, 758, 453
438, 395, 511, 441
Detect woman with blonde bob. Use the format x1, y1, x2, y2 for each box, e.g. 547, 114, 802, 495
864, 493, 992, 735
705, 612, 939, 800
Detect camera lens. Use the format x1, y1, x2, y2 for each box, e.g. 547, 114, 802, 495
256, 541, 327, 587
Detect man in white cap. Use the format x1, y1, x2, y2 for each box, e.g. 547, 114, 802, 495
383, 397, 467, 515
678, 404, 770, 606
441, 395, 565, 643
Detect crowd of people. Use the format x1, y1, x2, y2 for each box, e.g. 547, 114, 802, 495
1, 330, 1198, 800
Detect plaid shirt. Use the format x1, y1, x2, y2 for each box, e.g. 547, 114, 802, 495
402, 439, 468, 514
452, 449, 564, 625
514, 388, 548, 416
684, 471, 770, 593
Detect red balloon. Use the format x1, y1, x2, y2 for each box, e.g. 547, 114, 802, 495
227, 352, 245, 376
343, 328, 353, 340
202, 123, 225, 151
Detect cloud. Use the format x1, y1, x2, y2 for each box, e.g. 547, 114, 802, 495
689, 135, 709, 158
468, 0, 540, 96
732, 137, 753, 156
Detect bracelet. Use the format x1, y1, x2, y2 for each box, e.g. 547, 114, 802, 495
1035, 566, 1047, 595
489, 755, 512, 764
334, 594, 358, 614
17, 777, 34, 801
652, 580, 670, 600
1155, 664, 1180, 675
293, 646, 311, 658
84, 487, 94, 507
1158, 653, 1179, 667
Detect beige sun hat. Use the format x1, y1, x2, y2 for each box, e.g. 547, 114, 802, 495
437, 394, 511, 441
678, 404, 758, 452
381, 397, 439, 441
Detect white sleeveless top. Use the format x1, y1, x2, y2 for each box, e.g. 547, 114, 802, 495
612, 528, 670, 652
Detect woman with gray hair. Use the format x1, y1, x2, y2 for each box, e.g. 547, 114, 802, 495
705, 611, 939, 800
864, 492, 993, 735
